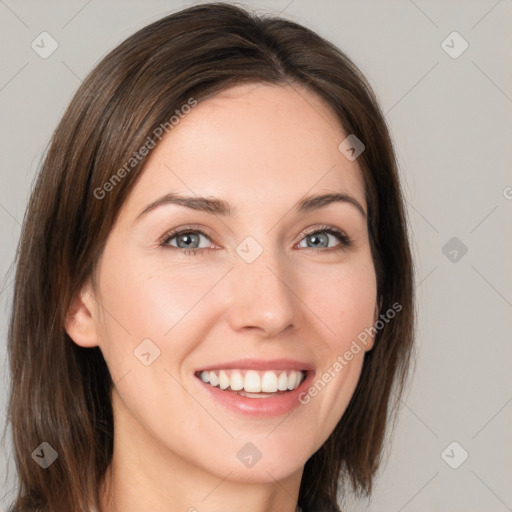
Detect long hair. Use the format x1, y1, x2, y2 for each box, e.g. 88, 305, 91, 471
4, 3, 414, 511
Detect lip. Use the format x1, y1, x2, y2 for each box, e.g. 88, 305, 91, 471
195, 358, 315, 373
194, 359, 316, 418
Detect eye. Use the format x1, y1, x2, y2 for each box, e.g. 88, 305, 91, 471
296, 225, 353, 252
160, 224, 353, 256
160, 227, 213, 255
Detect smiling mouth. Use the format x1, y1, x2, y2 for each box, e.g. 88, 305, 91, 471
195, 369, 307, 397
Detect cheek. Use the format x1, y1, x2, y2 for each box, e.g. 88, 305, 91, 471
95, 249, 226, 384
298, 258, 376, 426
303, 257, 377, 347
98, 250, 210, 337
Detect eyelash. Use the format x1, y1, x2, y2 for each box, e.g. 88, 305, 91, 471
159, 224, 353, 256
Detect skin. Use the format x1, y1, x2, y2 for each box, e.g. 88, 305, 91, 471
66, 82, 378, 512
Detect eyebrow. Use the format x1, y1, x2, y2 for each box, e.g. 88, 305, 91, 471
135, 191, 366, 221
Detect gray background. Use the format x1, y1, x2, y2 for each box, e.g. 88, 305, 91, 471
1, 0, 511, 510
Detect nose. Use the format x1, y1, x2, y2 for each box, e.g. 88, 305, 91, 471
225, 247, 298, 338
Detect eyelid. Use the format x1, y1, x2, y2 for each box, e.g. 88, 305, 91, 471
295, 223, 350, 245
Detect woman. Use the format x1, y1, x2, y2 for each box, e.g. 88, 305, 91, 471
5, 3, 414, 511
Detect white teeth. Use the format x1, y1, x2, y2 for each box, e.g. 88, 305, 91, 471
218, 370, 230, 390
209, 371, 219, 387
287, 371, 297, 390
198, 369, 305, 394
244, 370, 261, 392
230, 371, 244, 391
238, 391, 275, 398
261, 371, 278, 393
277, 372, 288, 391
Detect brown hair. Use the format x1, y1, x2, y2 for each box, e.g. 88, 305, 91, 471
4, 3, 414, 511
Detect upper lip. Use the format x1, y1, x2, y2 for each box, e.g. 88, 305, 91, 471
195, 358, 314, 373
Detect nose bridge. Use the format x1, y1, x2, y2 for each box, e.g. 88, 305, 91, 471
226, 240, 298, 336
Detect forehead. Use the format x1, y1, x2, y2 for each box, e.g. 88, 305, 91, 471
123, 82, 366, 218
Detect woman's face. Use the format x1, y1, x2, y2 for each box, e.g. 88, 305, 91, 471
70, 83, 377, 485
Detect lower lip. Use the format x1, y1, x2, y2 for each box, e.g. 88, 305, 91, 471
195, 372, 315, 418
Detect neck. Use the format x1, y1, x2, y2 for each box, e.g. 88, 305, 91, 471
98, 390, 303, 512
99, 461, 302, 512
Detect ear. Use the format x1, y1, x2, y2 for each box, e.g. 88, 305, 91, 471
64, 281, 100, 348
